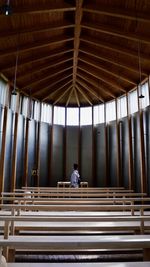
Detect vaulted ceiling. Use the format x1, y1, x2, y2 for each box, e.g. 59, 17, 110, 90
0, 0, 150, 106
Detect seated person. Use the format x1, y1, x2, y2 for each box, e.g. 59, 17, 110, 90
70, 163, 80, 188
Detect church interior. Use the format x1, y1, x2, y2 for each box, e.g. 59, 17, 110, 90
0, 0, 150, 266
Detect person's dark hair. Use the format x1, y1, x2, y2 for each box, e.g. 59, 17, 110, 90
73, 163, 78, 170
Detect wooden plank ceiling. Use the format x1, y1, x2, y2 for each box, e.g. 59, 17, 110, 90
0, 0, 150, 107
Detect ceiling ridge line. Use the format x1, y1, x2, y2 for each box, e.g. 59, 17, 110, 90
72, 0, 84, 86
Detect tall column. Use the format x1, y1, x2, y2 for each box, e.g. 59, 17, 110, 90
78, 107, 81, 176
104, 103, 109, 186
11, 112, 19, 191
148, 76, 150, 103
11, 94, 20, 191
137, 87, 146, 193
92, 106, 96, 186
23, 118, 29, 187
63, 107, 67, 180
0, 107, 8, 193
126, 93, 134, 190
49, 105, 54, 186
115, 99, 121, 186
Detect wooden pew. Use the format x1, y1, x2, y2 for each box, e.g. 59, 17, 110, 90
1, 234, 150, 261
57, 181, 88, 187
21, 186, 126, 190
1, 192, 147, 199
4, 196, 150, 206
1, 192, 150, 209
16, 187, 134, 193
1, 214, 150, 237
0, 213, 149, 259
6, 262, 150, 267
0, 202, 150, 217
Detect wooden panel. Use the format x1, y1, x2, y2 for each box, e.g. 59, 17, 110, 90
51, 125, 64, 186
0, 1, 150, 106
3, 109, 13, 192
95, 123, 106, 187
27, 120, 36, 186
0, 107, 8, 194
66, 126, 79, 180
81, 126, 92, 186
16, 115, 25, 189
39, 122, 50, 186
11, 113, 19, 191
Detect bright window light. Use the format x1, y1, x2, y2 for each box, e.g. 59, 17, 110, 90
54, 106, 65, 125
0, 80, 8, 106
129, 89, 138, 114
117, 96, 127, 119
33, 101, 41, 121
21, 96, 29, 117
41, 103, 52, 123
94, 104, 104, 124
67, 107, 79, 126
10, 93, 19, 112
140, 82, 150, 109
80, 107, 92, 125
106, 100, 116, 122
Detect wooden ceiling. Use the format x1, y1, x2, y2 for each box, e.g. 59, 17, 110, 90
0, 0, 150, 107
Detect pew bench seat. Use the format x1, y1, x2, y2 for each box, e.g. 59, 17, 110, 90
0, 215, 150, 235
1, 192, 147, 198
8, 220, 150, 234
1, 203, 150, 215
7, 263, 150, 267
1, 234, 150, 261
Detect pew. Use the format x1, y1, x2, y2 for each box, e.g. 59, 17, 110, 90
1, 234, 150, 261
6, 262, 150, 267
1, 214, 150, 236
1, 192, 150, 210
57, 181, 88, 187
0, 213, 149, 260
5, 196, 150, 206
0, 203, 150, 216
1, 192, 147, 199
15, 187, 134, 193
0, 190, 149, 263
21, 186, 126, 190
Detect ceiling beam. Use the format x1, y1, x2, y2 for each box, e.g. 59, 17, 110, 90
31, 72, 72, 96
82, 22, 150, 45
53, 85, 73, 105
0, 36, 73, 58
0, 22, 74, 40
32, 73, 72, 97
75, 84, 92, 106
0, 3, 76, 16
73, 0, 83, 84
83, 4, 150, 23
81, 36, 150, 63
2, 49, 73, 71
74, 88, 80, 107
66, 88, 74, 106
79, 56, 136, 85
21, 66, 72, 89
77, 73, 116, 99
79, 46, 147, 75
76, 79, 104, 102
16, 57, 73, 81
42, 80, 72, 101
78, 64, 126, 92
22, 66, 72, 91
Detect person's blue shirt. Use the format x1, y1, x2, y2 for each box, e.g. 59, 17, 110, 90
70, 170, 80, 188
